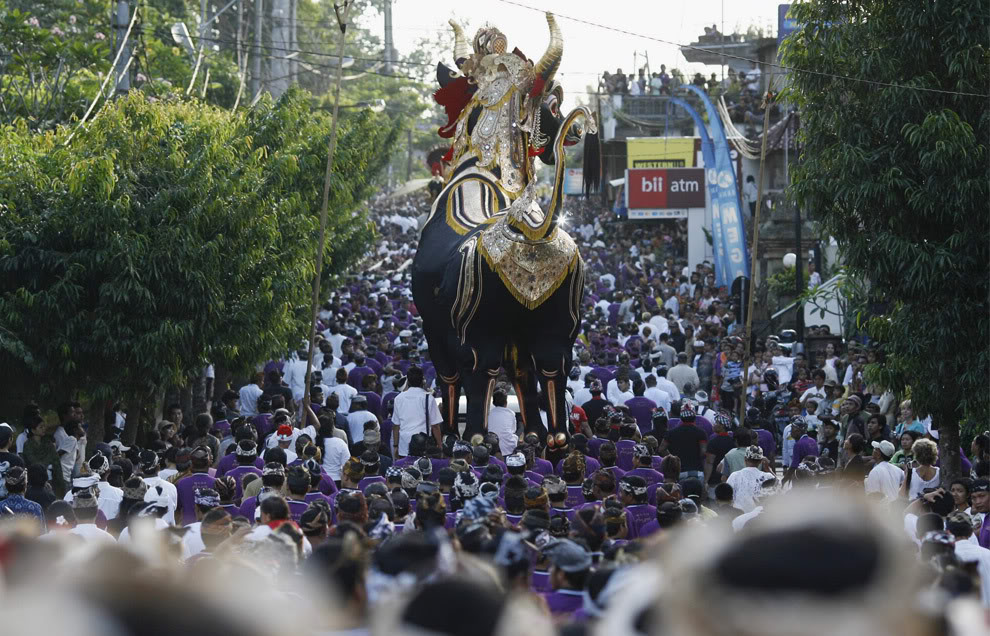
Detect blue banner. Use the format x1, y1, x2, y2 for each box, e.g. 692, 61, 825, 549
668, 98, 726, 287
682, 85, 751, 285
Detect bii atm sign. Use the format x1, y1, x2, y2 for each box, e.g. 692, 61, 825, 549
624, 168, 706, 210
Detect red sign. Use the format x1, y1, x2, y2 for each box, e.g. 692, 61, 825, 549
625, 168, 706, 209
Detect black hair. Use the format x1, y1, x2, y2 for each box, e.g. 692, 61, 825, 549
260, 495, 289, 521
714, 526, 879, 595
406, 366, 425, 388
307, 538, 366, 600
263, 447, 287, 466
27, 463, 49, 487
390, 489, 411, 517
402, 579, 506, 636
714, 482, 734, 502
916, 512, 944, 539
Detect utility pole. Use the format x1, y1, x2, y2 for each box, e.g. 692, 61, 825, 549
383, 0, 393, 74
304, 1, 352, 410
738, 81, 774, 425
270, 0, 289, 97
290, 0, 298, 85
251, 0, 263, 99
405, 128, 412, 181
113, 1, 131, 94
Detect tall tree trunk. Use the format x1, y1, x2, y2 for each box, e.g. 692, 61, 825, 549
86, 399, 107, 455
192, 367, 208, 415
180, 384, 193, 427
939, 409, 963, 486
123, 393, 147, 447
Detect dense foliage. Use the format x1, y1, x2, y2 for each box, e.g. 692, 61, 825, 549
0, 88, 399, 440
782, 0, 989, 480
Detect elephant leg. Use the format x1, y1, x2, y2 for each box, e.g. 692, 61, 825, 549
529, 341, 571, 437
512, 365, 546, 439
459, 337, 504, 440
436, 372, 461, 437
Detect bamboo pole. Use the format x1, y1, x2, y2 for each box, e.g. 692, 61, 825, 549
738, 79, 775, 425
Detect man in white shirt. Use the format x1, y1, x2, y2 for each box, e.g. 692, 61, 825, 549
138, 450, 178, 525
68, 489, 116, 543
576, 350, 593, 383
726, 446, 776, 513
864, 441, 904, 501
771, 348, 795, 385
330, 367, 358, 414
948, 511, 990, 607
282, 346, 311, 408
566, 367, 583, 397
668, 353, 700, 396
607, 376, 634, 406
54, 404, 85, 483
655, 364, 681, 402
799, 369, 829, 410
643, 375, 672, 413
649, 311, 670, 336
326, 324, 346, 357
347, 395, 379, 450
487, 389, 519, 457
391, 366, 443, 457
239, 372, 264, 417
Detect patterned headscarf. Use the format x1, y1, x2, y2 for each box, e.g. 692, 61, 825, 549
461, 495, 495, 523
453, 470, 480, 500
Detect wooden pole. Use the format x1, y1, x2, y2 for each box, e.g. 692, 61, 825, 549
738, 79, 775, 425
303, 1, 351, 413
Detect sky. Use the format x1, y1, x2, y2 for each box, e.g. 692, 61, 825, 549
376, 0, 785, 110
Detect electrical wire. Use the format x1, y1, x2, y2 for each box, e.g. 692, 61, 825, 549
66, 4, 140, 145
493, 0, 990, 99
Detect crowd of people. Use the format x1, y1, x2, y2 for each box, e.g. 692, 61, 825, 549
599, 54, 776, 133
0, 190, 987, 634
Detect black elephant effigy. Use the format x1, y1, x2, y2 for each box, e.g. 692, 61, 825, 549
412, 13, 600, 440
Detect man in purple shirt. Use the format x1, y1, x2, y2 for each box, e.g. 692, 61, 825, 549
175, 446, 217, 525
619, 475, 656, 538
625, 380, 657, 434
625, 444, 664, 485
285, 465, 313, 522
615, 421, 639, 471
541, 538, 592, 617
785, 418, 819, 480
225, 440, 264, 502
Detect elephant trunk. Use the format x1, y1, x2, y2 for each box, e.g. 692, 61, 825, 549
533, 107, 600, 241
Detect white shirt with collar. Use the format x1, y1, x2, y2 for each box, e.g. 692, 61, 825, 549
799, 385, 828, 406
347, 411, 378, 444
69, 522, 116, 543
955, 540, 990, 607
332, 383, 358, 414
573, 387, 593, 407
656, 376, 680, 402
322, 436, 351, 481
393, 387, 442, 457
771, 356, 795, 385
239, 383, 264, 417
488, 406, 518, 456
644, 386, 672, 413
864, 460, 904, 501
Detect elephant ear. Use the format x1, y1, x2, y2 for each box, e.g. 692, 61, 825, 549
434, 74, 476, 139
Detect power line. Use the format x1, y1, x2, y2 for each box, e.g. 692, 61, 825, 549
493, 0, 990, 99
134, 27, 435, 69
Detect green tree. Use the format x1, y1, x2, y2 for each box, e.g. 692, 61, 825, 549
782, 0, 989, 482
0, 88, 398, 444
